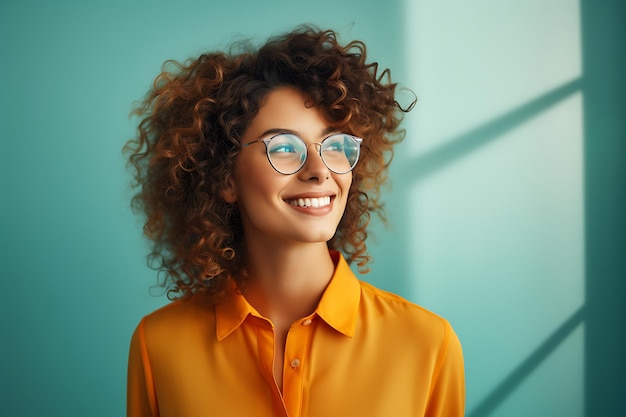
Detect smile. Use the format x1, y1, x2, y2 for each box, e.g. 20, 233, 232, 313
286, 196, 332, 208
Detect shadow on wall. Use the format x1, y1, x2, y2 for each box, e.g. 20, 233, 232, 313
581, 0, 626, 416
468, 307, 585, 416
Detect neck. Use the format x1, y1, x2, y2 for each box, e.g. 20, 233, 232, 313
242, 240, 335, 326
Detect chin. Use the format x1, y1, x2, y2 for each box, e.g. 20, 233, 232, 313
291, 229, 337, 244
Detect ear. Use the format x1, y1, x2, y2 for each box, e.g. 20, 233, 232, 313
221, 174, 237, 203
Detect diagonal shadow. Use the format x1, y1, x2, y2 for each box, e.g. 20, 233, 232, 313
398, 78, 582, 182
467, 306, 586, 417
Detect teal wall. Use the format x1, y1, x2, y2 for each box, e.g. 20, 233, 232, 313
1, 1, 623, 416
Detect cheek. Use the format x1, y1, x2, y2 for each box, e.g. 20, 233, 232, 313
234, 166, 287, 205
335, 174, 353, 212
234, 154, 274, 192
339, 174, 353, 196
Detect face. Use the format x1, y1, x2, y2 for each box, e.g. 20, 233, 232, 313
224, 87, 353, 249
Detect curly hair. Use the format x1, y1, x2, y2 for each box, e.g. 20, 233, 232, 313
124, 26, 413, 302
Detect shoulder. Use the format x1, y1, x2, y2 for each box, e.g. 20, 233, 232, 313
357, 280, 458, 349
138, 294, 216, 343
358, 279, 446, 322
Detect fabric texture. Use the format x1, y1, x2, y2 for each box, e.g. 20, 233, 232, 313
127, 251, 465, 417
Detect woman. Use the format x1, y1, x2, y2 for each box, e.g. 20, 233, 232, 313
125, 26, 464, 417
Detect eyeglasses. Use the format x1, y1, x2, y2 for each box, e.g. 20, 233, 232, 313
242, 133, 363, 175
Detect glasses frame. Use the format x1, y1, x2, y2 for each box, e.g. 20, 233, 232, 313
242, 133, 363, 175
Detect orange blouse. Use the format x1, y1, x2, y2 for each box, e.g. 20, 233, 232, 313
127, 252, 465, 417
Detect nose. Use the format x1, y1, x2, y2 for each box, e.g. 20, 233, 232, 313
297, 142, 330, 182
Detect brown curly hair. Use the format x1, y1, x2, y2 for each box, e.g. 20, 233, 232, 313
124, 25, 413, 302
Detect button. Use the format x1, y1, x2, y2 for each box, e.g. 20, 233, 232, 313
302, 319, 313, 326
290, 359, 301, 368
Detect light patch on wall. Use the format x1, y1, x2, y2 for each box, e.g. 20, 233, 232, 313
409, 91, 585, 415
402, 0, 585, 415
404, 0, 582, 156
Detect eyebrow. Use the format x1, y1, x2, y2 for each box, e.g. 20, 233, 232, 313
255, 126, 339, 141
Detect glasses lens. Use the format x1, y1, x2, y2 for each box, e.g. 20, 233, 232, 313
266, 134, 307, 174
321, 134, 361, 173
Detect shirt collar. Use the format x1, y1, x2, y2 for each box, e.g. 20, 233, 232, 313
315, 251, 360, 337
215, 251, 361, 340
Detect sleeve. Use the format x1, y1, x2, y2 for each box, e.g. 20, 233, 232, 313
424, 320, 465, 417
127, 318, 159, 417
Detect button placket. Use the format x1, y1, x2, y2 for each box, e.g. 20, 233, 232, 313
282, 316, 315, 416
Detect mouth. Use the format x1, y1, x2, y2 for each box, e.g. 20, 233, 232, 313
285, 196, 332, 208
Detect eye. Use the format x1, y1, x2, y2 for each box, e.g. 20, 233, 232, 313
326, 141, 344, 152
269, 143, 296, 154
323, 136, 346, 152
267, 134, 305, 156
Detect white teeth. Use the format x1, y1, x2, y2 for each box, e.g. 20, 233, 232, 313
288, 196, 331, 208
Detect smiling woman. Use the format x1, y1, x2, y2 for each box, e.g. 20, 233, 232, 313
225, 88, 354, 251
124, 25, 464, 417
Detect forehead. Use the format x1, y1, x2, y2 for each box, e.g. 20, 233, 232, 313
243, 87, 335, 140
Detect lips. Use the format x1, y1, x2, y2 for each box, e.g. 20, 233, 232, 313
285, 196, 332, 208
